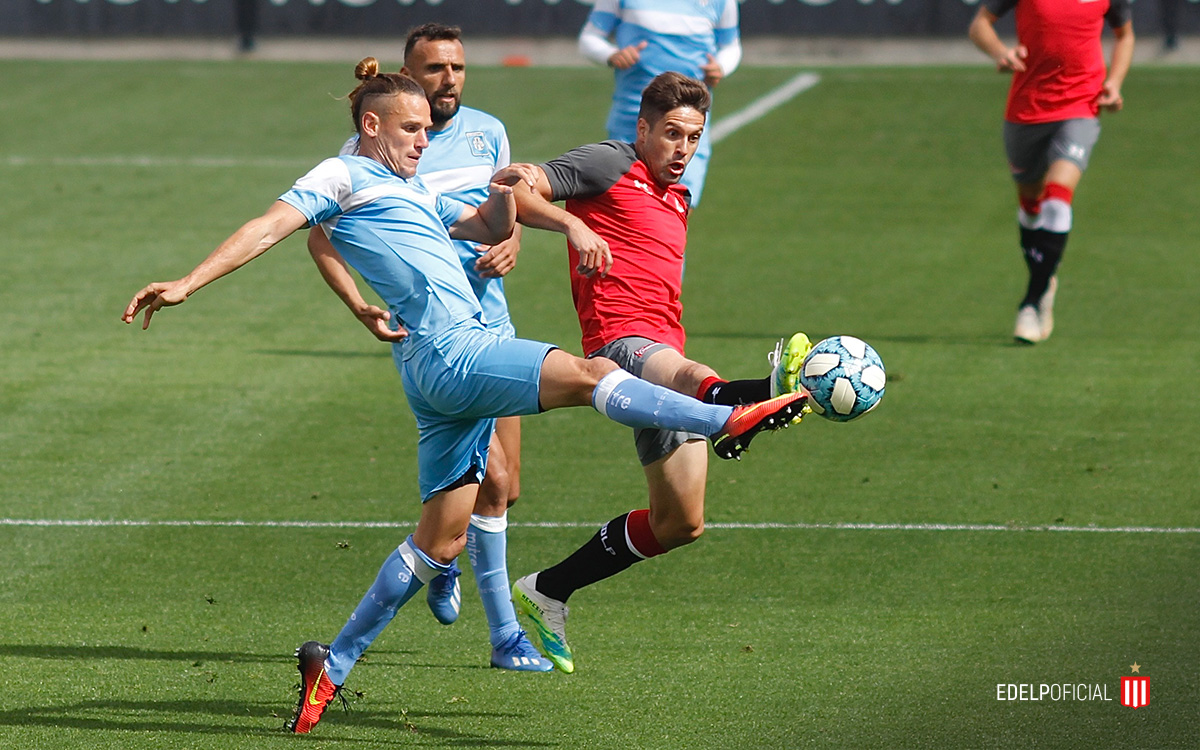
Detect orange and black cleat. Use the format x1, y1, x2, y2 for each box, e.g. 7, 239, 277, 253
712, 391, 808, 460
284, 641, 341, 734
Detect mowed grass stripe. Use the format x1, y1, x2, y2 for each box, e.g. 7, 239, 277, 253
3, 518, 1199, 533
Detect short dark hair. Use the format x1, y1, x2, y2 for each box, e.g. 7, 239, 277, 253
348, 57, 427, 132
638, 72, 711, 125
404, 23, 463, 61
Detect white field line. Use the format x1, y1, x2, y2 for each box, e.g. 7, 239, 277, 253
3, 74, 820, 170
2, 518, 1197, 534
710, 71, 821, 144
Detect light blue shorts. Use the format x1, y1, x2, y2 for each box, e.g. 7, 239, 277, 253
397, 320, 554, 501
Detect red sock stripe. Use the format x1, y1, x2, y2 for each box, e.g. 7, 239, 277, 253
1019, 196, 1041, 215
626, 509, 667, 558
696, 376, 724, 402
1042, 182, 1074, 204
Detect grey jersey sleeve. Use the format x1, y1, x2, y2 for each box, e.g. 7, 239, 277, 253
1106, 0, 1132, 27
983, 0, 1018, 18
541, 140, 637, 202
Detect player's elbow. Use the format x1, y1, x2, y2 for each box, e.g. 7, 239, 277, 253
483, 223, 514, 246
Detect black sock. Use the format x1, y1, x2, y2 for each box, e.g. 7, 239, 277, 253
702, 377, 771, 406
1021, 229, 1068, 308
535, 513, 641, 603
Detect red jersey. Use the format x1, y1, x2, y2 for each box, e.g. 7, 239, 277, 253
985, 0, 1131, 124
541, 140, 692, 356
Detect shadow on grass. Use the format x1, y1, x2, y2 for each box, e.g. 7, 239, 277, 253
0, 697, 557, 746
0, 644, 284, 664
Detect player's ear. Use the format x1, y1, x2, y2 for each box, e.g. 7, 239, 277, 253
636, 117, 650, 142
361, 110, 382, 139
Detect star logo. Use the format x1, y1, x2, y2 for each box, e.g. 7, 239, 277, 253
1130, 662, 1140, 673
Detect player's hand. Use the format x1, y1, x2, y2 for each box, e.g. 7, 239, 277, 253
566, 221, 612, 278
995, 45, 1027, 73
701, 54, 724, 87
354, 304, 408, 343
608, 41, 647, 70
490, 163, 539, 194
120, 280, 189, 330
1096, 81, 1124, 112
475, 236, 520, 278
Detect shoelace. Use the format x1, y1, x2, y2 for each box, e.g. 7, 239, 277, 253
768, 339, 784, 368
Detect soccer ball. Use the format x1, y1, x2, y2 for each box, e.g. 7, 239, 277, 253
799, 336, 886, 422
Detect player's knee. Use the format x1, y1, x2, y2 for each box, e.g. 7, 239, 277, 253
505, 458, 521, 504
653, 517, 705, 550
570, 355, 621, 402
582, 355, 620, 385
423, 536, 467, 565
476, 466, 511, 517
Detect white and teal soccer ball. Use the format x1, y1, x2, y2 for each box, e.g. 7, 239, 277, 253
799, 336, 886, 422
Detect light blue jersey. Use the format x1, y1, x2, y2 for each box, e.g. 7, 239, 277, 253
279, 155, 477, 354
584, 0, 738, 204
340, 106, 514, 334
422, 107, 514, 334
280, 154, 551, 500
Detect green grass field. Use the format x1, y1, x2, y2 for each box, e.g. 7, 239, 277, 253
1, 59, 1198, 748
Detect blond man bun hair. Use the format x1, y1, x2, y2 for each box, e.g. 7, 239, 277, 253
355, 57, 380, 81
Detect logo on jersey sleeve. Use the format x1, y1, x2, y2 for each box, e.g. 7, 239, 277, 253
467, 132, 491, 158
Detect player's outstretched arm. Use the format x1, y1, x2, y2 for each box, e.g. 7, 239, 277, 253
1098, 22, 1135, 112
450, 163, 539, 247
307, 227, 407, 343
968, 8, 1027, 72
121, 200, 308, 330
512, 166, 612, 277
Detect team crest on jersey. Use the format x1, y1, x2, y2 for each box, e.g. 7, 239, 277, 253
467, 132, 490, 157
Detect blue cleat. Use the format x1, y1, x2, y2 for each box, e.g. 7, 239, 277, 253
490, 630, 554, 672
426, 560, 462, 625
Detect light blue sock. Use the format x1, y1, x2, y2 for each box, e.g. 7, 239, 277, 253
466, 513, 521, 648
325, 535, 447, 685
592, 369, 733, 436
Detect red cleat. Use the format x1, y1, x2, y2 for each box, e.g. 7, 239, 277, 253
284, 641, 340, 734
712, 391, 808, 460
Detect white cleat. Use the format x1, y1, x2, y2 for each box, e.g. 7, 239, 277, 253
1014, 305, 1042, 344
1037, 276, 1057, 341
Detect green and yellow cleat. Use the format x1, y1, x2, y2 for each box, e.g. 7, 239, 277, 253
512, 574, 575, 673
769, 332, 813, 397
769, 332, 814, 424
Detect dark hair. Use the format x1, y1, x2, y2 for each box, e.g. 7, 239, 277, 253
404, 23, 463, 61
638, 72, 711, 125
348, 57, 426, 132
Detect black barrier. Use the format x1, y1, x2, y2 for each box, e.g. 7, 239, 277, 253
1, 0, 1193, 38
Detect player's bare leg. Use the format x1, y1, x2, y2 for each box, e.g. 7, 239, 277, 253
645, 440, 708, 550
494, 415, 522, 504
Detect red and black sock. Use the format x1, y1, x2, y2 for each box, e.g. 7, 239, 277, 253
534, 510, 666, 603
698, 376, 771, 406
1020, 183, 1072, 308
